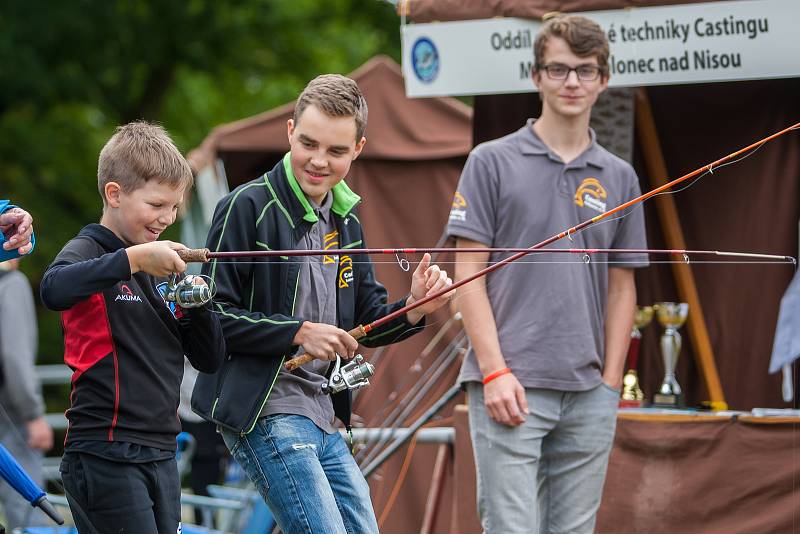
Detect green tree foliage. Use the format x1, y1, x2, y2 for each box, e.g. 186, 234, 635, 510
0, 0, 400, 361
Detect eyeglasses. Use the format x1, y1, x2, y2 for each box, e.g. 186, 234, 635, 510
537, 63, 605, 81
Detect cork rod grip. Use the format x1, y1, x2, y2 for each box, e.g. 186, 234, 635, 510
284, 325, 367, 371
178, 248, 211, 263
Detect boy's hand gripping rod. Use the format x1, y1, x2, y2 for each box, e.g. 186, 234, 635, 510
177, 121, 800, 371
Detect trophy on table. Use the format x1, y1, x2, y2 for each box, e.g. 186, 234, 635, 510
652, 302, 689, 408
619, 305, 654, 407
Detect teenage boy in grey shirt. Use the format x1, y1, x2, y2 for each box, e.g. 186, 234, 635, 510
448, 15, 647, 534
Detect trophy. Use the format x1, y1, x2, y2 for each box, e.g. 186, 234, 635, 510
619, 305, 653, 407
652, 302, 689, 407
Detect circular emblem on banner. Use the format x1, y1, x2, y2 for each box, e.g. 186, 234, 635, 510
411, 37, 440, 83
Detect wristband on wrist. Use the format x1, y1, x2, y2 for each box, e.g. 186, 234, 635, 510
482, 367, 512, 385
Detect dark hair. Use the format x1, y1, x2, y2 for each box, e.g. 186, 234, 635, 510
294, 74, 368, 140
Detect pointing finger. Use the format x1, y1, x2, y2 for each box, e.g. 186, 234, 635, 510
415, 253, 431, 276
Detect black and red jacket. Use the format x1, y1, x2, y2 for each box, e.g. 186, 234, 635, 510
41, 224, 225, 451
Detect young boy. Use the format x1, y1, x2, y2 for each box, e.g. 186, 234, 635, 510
41, 122, 225, 533
192, 74, 452, 533
449, 14, 648, 534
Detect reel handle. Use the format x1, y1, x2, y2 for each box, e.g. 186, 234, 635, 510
284, 325, 367, 371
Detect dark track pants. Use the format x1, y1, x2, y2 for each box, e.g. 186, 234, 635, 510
60, 452, 181, 534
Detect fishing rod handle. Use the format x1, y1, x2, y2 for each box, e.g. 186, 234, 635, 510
284, 325, 367, 371
178, 248, 210, 263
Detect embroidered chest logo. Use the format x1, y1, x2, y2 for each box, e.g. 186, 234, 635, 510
574, 178, 607, 213
449, 191, 467, 222
323, 230, 339, 264
338, 255, 354, 288
114, 284, 142, 303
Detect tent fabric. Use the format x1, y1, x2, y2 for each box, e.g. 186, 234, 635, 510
598, 416, 800, 533
402, 0, 715, 23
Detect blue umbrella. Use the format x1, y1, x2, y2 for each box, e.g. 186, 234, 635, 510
0, 444, 63, 525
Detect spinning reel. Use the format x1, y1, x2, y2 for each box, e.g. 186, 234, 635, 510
164, 274, 213, 309
321, 354, 375, 395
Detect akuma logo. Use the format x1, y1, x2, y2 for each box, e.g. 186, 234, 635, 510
574, 178, 607, 213
114, 284, 142, 303
338, 255, 354, 288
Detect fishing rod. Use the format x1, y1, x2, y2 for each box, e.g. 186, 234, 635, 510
353, 313, 463, 447
174, 120, 800, 371
357, 331, 467, 468
178, 247, 794, 262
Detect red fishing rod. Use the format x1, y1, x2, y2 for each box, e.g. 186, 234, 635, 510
176, 121, 799, 370
181, 247, 793, 262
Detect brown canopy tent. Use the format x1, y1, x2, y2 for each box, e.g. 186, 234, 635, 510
402, 0, 713, 22
188, 54, 473, 533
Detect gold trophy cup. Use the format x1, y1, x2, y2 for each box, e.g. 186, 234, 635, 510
652, 302, 689, 407
620, 305, 654, 407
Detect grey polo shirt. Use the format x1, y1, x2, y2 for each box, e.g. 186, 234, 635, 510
447, 119, 648, 391
260, 192, 340, 433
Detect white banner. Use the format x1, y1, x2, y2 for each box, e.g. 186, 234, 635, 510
402, 0, 799, 97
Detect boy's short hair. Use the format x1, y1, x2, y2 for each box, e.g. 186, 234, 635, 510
534, 14, 609, 73
98, 121, 193, 204
294, 74, 368, 140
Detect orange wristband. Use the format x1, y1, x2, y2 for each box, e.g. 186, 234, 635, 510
482, 367, 512, 385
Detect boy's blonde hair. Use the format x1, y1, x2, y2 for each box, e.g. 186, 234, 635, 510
98, 121, 193, 204
534, 14, 610, 73
294, 74, 368, 140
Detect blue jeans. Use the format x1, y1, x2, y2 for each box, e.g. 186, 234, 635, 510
468, 382, 620, 534
220, 414, 378, 534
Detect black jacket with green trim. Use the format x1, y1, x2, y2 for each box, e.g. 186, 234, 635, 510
191, 155, 423, 434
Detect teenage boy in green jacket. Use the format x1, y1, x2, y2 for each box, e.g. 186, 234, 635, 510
193, 74, 453, 533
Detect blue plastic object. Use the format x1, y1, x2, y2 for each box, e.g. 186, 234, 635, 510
0, 444, 63, 524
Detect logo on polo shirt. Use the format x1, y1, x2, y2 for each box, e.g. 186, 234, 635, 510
574, 178, 607, 213
449, 192, 467, 222
114, 284, 142, 303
